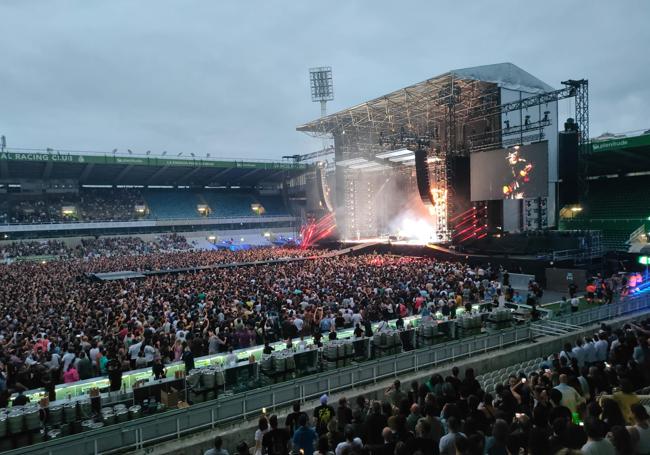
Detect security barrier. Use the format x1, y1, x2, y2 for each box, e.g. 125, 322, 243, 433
3, 292, 649, 455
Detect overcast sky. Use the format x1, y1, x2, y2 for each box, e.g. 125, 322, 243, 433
0, 1, 648, 160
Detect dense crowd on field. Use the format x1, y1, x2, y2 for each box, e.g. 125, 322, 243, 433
0, 235, 632, 408
0, 239, 537, 395
208, 319, 650, 455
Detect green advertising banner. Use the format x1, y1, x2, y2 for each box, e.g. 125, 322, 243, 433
0, 151, 307, 170
591, 134, 650, 153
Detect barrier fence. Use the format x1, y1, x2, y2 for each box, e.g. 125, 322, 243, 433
5, 291, 650, 455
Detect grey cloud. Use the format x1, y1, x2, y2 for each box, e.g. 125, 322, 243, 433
0, 0, 648, 159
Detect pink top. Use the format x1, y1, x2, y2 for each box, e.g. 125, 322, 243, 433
63, 367, 80, 383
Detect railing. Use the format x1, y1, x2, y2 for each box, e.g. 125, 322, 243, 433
550, 247, 603, 262
0, 216, 297, 234
6, 292, 650, 455
0, 215, 296, 228
2, 326, 533, 455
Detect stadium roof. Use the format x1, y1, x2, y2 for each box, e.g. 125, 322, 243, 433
0, 150, 309, 186
297, 62, 554, 136
587, 131, 650, 175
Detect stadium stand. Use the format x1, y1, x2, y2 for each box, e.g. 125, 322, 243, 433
143, 188, 203, 219
560, 175, 650, 251
201, 189, 257, 217
254, 194, 290, 216
78, 188, 145, 221
0, 188, 290, 224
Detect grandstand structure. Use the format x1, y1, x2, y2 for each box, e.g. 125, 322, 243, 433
0, 150, 311, 239
559, 130, 650, 251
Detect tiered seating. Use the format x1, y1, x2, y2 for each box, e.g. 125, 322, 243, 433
201, 191, 256, 217
144, 190, 201, 219
475, 357, 544, 394
560, 176, 650, 251
1, 189, 290, 223
254, 194, 289, 215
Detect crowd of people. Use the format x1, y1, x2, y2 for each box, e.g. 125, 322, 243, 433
0, 243, 522, 395
204, 319, 650, 455
78, 188, 146, 221
1, 197, 77, 224
0, 240, 69, 259
0, 190, 144, 224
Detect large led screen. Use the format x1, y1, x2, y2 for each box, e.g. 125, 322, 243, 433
470, 141, 548, 201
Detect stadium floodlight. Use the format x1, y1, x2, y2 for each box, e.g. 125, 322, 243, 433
309, 67, 334, 118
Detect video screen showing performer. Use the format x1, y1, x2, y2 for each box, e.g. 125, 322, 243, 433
470, 141, 548, 201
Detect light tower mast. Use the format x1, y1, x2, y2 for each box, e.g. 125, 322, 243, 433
309, 67, 334, 151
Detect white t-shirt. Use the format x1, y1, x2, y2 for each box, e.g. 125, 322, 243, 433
581, 438, 615, 455
89, 347, 100, 363
335, 438, 362, 455
294, 318, 304, 332
128, 342, 143, 360
254, 428, 268, 455
62, 352, 76, 371
594, 339, 609, 362
439, 432, 464, 455
572, 346, 585, 367
144, 345, 156, 363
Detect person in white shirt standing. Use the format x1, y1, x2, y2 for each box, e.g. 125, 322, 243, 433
581, 416, 615, 455
572, 338, 586, 368
583, 336, 597, 365
594, 332, 609, 363
571, 295, 580, 313
554, 374, 585, 414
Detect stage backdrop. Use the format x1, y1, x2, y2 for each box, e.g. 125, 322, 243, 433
470, 141, 549, 201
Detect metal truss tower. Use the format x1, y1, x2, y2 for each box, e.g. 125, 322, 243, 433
562, 79, 590, 201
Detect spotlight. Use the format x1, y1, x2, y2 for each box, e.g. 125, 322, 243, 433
543, 111, 550, 122
504, 120, 510, 130
524, 115, 531, 126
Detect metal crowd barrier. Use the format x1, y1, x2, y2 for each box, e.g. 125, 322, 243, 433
4, 292, 650, 455
2, 325, 534, 455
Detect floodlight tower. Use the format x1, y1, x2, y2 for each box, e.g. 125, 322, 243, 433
309, 67, 334, 118
309, 67, 334, 151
